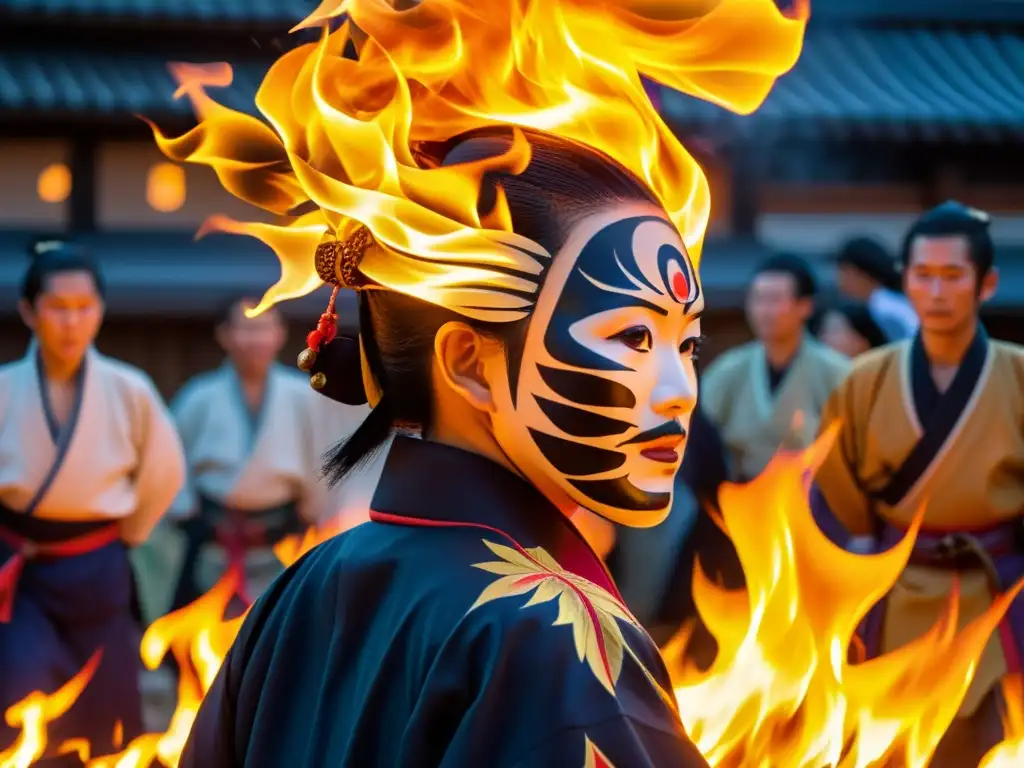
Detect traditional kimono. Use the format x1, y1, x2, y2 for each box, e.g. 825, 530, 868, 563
812, 328, 1024, 719
181, 437, 709, 768
701, 337, 849, 481
166, 363, 338, 612
0, 345, 185, 756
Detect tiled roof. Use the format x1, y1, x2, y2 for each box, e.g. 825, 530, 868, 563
663, 26, 1024, 141
0, 0, 312, 23
0, 48, 268, 116
3, 26, 1023, 143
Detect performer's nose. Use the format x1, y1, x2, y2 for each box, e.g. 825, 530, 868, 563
651, 349, 697, 418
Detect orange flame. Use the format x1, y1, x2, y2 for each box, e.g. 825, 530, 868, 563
668, 427, 1024, 767
979, 676, 1024, 767
149, 0, 808, 317
0, 651, 100, 767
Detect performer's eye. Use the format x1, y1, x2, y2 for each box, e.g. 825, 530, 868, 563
679, 334, 705, 359
610, 326, 652, 352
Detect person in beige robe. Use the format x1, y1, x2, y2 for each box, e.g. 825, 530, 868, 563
702, 253, 849, 481
812, 202, 1022, 766
0, 240, 185, 757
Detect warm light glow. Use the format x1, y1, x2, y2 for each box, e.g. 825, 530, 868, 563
979, 676, 1024, 767
149, 0, 809, 318
36, 163, 71, 204
146, 162, 187, 213
666, 425, 1024, 768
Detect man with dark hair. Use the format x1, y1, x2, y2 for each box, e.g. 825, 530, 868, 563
701, 252, 849, 481
812, 201, 1023, 764
835, 236, 918, 341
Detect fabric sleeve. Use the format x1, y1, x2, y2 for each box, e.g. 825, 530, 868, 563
812, 381, 874, 537
120, 378, 187, 544
166, 384, 202, 520
505, 717, 708, 768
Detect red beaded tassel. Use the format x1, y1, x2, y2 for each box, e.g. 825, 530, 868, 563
297, 285, 340, 390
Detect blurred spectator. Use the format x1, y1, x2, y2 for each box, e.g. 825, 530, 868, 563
835, 237, 918, 341
818, 301, 889, 358
162, 297, 333, 615
701, 253, 849, 482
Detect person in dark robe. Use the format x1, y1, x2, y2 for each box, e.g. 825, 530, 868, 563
811, 201, 1024, 766
148, 1, 808, 764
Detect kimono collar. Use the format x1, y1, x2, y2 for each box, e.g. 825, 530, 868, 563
369, 436, 621, 596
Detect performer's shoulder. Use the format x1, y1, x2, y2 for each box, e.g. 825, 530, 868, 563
804, 337, 851, 373
846, 342, 904, 381
990, 339, 1024, 383
170, 367, 229, 410
702, 341, 756, 379
92, 352, 164, 402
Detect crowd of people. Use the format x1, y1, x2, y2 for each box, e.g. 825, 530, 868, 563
1, 198, 1014, 766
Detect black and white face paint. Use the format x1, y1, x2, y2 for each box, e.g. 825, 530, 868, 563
490, 203, 703, 526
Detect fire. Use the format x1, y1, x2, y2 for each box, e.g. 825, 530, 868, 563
668, 426, 1024, 767
0, 652, 100, 767
149, 0, 808, 318
0, 522, 344, 768
4, 451, 1024, 766
979, 676, 1024, 767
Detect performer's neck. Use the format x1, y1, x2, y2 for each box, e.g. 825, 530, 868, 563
920, 321, 978, 368
38, 347, 83, 384
763, 331, 803, 370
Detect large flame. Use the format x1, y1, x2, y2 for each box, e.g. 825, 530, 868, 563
149, 0, 808, 317
668, 427, 1024, 767
5, 452, 1024, 766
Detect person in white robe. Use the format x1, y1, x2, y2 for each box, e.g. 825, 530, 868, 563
162, 298, 347, 614
702, 253, 849, 482
0, 239, 185, 758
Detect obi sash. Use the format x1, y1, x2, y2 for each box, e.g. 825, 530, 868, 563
0, 506, 120, 623
200, 495, 302, 606
858, 520, 1024, 674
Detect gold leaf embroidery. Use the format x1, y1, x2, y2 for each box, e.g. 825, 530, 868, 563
468, 539, 656, 697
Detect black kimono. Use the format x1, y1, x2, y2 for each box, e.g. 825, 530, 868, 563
181, 436, 708, 767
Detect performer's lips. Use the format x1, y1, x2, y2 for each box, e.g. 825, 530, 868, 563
619, 422, 686, 463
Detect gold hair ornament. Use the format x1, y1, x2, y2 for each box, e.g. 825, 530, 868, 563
297, 226, 376, 390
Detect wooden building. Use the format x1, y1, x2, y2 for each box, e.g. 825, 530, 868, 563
1, 0, 1023, 394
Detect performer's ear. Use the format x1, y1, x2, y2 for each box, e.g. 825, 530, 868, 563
432, 321, 499, 414
980, 266, 999, 303
17, 299, 35, 331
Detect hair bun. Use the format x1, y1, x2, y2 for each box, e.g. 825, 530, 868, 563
307, 334, 368, 406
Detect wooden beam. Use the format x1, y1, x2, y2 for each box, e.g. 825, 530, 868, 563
68, 136, 98, 233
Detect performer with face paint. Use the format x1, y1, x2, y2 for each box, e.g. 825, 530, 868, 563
156, 0, 809, 764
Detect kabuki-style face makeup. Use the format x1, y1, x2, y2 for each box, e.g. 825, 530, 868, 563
489, 203, 703, 526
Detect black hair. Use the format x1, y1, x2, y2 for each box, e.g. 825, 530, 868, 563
753, 252, 817, 299
900, 200, 994, 279
836, 237, 902, 293
824, 301, 887, 350
215, 294, 280, 327
21, 238, 105, 304
322, 127, 659, 487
